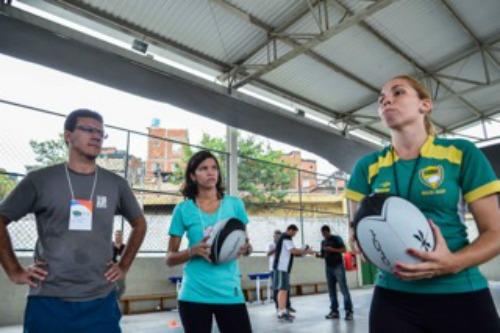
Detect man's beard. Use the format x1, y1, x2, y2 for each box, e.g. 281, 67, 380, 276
75, 146, 99, 161
83, 153, 98, 161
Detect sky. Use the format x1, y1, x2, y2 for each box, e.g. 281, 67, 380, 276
0, 53, 337, 176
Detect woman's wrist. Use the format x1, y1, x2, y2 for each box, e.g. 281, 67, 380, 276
447, 252, 464, 274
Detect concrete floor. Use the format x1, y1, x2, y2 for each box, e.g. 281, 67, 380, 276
1, 282, 499, 333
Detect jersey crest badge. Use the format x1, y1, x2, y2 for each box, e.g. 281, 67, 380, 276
419, 166, 444, 189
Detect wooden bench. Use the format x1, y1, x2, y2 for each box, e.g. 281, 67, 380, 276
120, 293, 177, 315
294, 282, 327, 296
242, 286, 268, 302
242, 282, 327, 302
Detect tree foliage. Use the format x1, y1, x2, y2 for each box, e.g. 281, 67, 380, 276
28, 134, 67, 170
0, 169, 16, 200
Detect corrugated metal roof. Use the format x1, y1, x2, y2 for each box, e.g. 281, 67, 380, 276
283, 0, 346, 35
227, 0, 308, 29
354, 101, 378, 118
366, 0, 473, 67
463, 84, 500, 111
313, 25, 415, 87
261, 54, 374, 111
80, 0, 267, 63
433, 99, 473, 127
445, 0, 500, 40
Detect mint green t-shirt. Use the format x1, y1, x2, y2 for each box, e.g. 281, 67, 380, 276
347, 136, 500, 294
168, 195, 249, 304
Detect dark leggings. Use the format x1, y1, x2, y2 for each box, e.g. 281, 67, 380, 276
370, 287, 500, 333
179, 301, 252, 333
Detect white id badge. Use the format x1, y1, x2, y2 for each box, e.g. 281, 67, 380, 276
68, 199, 93, 231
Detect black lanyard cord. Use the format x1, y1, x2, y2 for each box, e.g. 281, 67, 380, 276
391, 148, 421, 201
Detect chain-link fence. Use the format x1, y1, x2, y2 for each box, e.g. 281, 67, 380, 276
0, 99, 349, 253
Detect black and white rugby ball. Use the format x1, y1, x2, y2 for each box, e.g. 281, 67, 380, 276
353, 194, 435, 273
206, 218, 247, 264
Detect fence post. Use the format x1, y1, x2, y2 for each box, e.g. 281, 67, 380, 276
122, 130, 131, 231
226, 126, 238, 196
298, 170, 304, 247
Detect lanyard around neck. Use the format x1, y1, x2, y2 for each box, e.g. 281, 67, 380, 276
65, 164, 98, 201
196, 198, 222, 229
391, 148, 421, 201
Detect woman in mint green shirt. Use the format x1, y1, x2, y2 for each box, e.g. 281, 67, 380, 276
347, 75, 500, 332
166, 150, 252, 333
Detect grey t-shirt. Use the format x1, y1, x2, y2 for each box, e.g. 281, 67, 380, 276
0, 163, 143, 301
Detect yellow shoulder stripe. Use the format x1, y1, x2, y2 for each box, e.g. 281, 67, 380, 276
346, 189, 366, 202
368, 150, 394, 184
421, 137, 462, 165
464, 180, 500, 203
367, 137, 463, 184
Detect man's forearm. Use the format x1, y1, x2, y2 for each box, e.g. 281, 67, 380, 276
119, 217, 147, 272
0, 217, 22, 277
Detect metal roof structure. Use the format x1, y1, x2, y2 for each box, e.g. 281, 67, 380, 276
1, 0, 500, 169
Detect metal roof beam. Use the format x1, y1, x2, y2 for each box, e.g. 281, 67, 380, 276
212, 0, 379, 93
229, 0, 322, 67
231, 0, 395, 89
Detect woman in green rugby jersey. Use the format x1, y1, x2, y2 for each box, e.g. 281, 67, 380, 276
347, 75, 500, 332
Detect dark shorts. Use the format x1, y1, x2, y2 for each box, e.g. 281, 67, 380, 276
272, 270, 290, 291
370, 286, 500, 333
179, 301, 252, 333
23, 291, 121, 333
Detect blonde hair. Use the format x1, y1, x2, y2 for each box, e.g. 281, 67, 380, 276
391, 75, 435, 136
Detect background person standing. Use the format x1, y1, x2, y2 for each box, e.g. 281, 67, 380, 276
316, 225, 353, 320
113, 230, 126, 299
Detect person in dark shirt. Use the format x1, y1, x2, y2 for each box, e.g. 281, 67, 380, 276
316, 225, 353, 320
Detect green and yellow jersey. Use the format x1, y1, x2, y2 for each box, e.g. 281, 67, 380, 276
347, 135, 500, 293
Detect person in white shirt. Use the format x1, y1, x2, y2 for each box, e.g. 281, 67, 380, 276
267, 230, 293, 312
272, 224, 315, 322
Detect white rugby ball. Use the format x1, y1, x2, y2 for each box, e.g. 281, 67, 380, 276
206, 218, 247, 264
355, 196, 435, 273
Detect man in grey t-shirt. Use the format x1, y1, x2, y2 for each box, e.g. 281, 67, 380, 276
0, 109, 147, 333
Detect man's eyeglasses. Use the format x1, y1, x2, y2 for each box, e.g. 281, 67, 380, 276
75, 125, 108, 139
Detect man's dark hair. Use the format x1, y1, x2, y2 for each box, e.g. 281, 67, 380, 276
287, 224, 299, 231
181, 150, 225, 200
321, 225, 331, 233
64, 109, 103, 132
